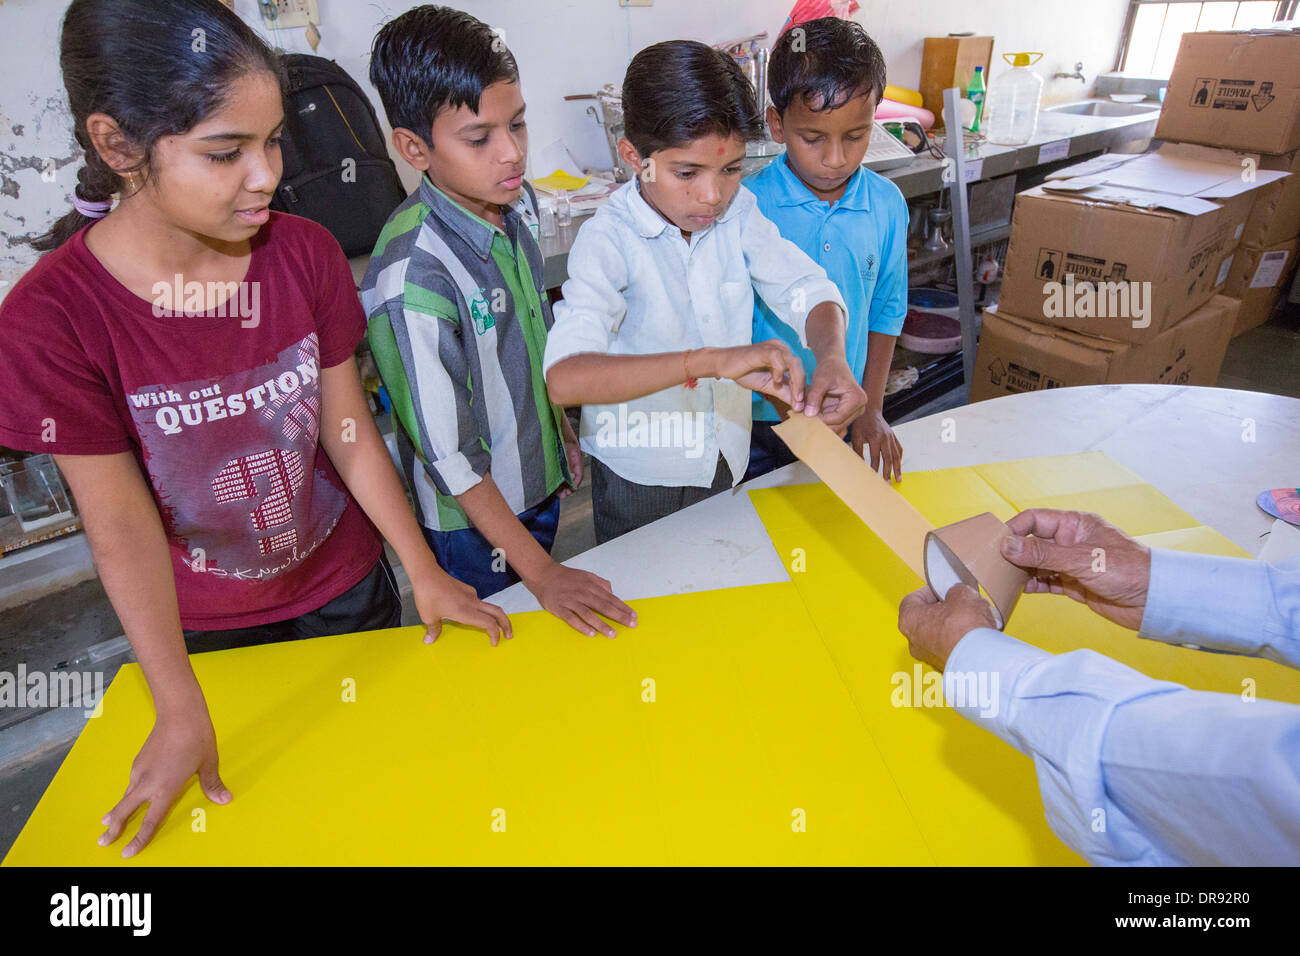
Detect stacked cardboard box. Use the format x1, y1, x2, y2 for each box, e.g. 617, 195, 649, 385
972, 30, 1296, 402
973, 147, 1279, 401
1156, 29, 1300, 336
971, 296, 1239, 403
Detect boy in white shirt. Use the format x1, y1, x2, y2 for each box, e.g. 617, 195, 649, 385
544, 40, 866, 542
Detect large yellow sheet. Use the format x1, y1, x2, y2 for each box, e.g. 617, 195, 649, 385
6, 452, 1291, 865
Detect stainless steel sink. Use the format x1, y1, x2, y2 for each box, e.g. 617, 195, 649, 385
1044, 100, 1161, 117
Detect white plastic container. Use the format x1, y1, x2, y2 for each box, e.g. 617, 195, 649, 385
984, 52, 1044, 146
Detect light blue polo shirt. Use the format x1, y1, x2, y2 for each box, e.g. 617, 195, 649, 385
745, 155, 909, 422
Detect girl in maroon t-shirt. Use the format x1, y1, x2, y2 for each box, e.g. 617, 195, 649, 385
0, 0, 513, 859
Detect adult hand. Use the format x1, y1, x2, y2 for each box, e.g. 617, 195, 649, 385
99, 705, 230, 859
1000, 509, 1151, 631
898, 583, 998, 671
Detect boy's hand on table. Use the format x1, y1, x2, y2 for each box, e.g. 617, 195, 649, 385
99, 702, 230, 859
851, 410, 903, 483
412, 568, 513, 646
523, 562, 638, 638
712, 341, 807, 410
804, 357, 868, 429
897, 583, 998, 671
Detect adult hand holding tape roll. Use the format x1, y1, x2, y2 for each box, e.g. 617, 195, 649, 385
772, 414, 1028, 629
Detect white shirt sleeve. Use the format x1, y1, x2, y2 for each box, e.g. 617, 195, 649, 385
1138, 549, 1300, 667
736, 188, 846, 350
542, 218, 629, 375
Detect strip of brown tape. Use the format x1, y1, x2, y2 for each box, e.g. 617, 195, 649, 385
772, 414, 933, 579
771, 414, 1028, 629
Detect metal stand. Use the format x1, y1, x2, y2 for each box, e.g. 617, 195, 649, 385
942, 87, 979, 392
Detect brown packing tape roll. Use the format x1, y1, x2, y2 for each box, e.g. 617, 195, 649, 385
924, 513, 1030, 630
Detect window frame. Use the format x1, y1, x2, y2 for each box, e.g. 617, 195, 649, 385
1114, 0, 1296, 73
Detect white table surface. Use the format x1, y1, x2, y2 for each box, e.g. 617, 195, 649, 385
492, 384, 1300, 613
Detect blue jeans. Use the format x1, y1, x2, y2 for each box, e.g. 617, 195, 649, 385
422, 493, 561, 599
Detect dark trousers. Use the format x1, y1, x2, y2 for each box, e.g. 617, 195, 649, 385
422, 493, 561, 599
182, 553, 403, 653
590, 455, 733, 544
743, 419, 798, 482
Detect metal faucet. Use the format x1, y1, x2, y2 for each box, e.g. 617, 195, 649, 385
1054, 61, 1086, 82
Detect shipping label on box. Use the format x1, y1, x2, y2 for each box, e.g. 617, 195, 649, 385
1251, 249, 1292, 288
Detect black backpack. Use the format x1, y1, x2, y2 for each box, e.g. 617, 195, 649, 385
271, 54, 408, 257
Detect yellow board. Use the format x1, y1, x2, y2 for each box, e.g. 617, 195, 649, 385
7, 452, 1288, 866
4, 582, 933, 866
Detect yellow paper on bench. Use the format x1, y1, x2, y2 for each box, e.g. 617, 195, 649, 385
3, 583, 933, 867
748, 451, 1300, 864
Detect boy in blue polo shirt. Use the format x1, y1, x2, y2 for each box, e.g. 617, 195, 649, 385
744, 17, 908, 483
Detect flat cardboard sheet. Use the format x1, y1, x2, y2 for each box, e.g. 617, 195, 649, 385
1042, 142, 1289, 213
8, 452, 1293, 866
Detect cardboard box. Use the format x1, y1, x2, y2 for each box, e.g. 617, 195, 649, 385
970, 295, 1239, 403
1221, 237, 1299, 336
1155, 30, 1300, 155
1239, 150, 1300, 247
920, 36, 993, 117
999, 186, 1253, 344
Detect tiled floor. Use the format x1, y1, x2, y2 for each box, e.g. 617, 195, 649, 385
1, 303, 1296, 858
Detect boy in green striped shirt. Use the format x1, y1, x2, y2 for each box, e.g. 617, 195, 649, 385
362, 6, 634, 638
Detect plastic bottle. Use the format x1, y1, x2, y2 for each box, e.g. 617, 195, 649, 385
967, 65, 986, 131
984, 52, 1045, 146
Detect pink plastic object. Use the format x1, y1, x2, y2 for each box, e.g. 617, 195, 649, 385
875, 98, 936, 130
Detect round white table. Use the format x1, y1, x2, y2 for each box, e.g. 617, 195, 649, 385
493, 384, 1300, 612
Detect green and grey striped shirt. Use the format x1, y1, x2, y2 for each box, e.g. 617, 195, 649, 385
361, 176, 570, 532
